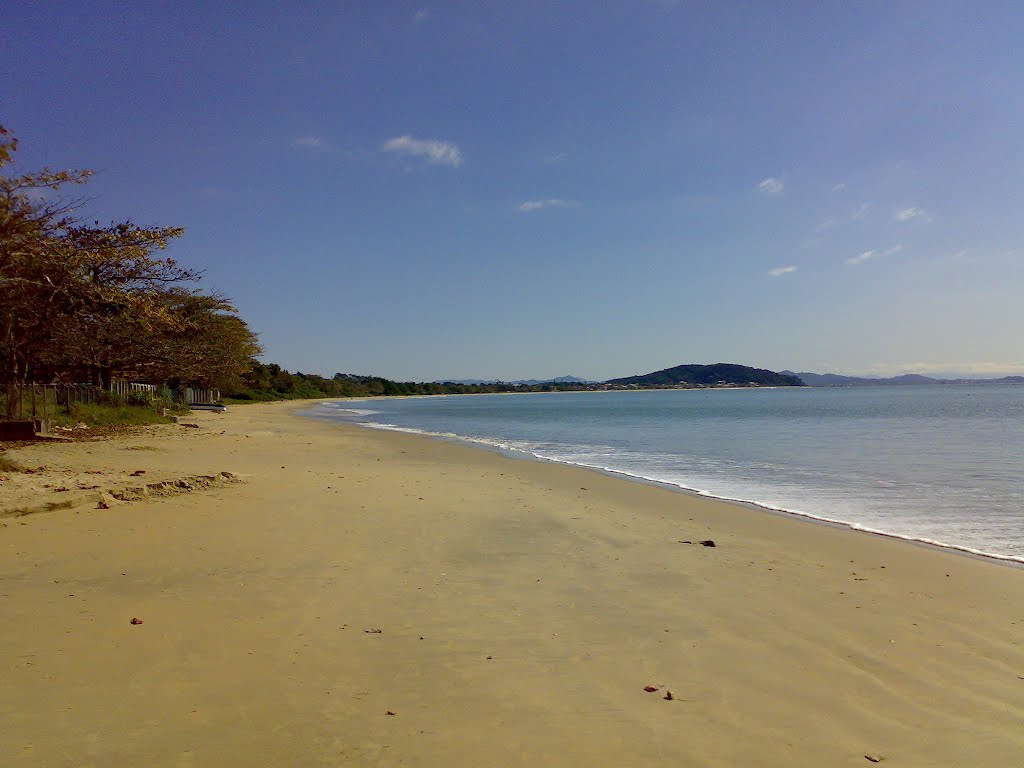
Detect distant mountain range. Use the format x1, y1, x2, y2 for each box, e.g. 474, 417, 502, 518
782, 371, 1024, 387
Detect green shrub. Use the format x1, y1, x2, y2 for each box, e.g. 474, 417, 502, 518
124, 390, 154, 407
51, 403, 173, 427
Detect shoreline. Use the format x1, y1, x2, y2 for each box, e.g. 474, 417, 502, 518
303, 399, 1024, 569
3, 400, 1024, 766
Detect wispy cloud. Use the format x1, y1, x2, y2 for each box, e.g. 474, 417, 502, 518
831, 183, 846, 192
758, 177, 784, 195
895, 206, 928, 222
768, 265, 797, 277
383, 135, 463, 167
294, 136, 327, 150
847, 250, 876, 265
413, 8, 430, 23
518, 198, 576, 212
847, 244, 903, 266
852, 202, 871, 221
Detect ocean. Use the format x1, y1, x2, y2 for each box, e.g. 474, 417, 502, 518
303, 385, 1024, 563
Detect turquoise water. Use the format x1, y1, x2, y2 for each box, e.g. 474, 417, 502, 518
304, 386, 1024, 562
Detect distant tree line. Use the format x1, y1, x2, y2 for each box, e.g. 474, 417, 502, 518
0, 127, 260, 417
221, 360, 807, 403
223, 364, 599, 401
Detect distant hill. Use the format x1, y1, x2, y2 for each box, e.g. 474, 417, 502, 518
783, 371, 1024, 387
782, 371, 940, 387
606, 363, 804, 388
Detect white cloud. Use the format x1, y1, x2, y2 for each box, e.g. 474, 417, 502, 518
847, 244, 903, 266
413, 8, 430, 23
852, 202, 871, 221
294, 136, 326, 149
895, 206, 927, 222
758, 177, 784, 195
831, 183, 846, 192
768, 265, 797, 277
518, 198, 575, 212
847, 249, 876, 265
383, 135, 463, 167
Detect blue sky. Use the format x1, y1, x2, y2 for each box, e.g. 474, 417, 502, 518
5, 1, 1023, 380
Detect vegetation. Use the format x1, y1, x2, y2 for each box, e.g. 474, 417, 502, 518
223, 364, 600, 402
0, 126, 260, 418
45, 401, 177, 428
222, 361, 807, 404
605, 363, 804, 388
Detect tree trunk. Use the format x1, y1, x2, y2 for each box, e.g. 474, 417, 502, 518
5, 350, 23, 419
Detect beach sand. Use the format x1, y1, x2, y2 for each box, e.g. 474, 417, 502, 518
2, 400, 1023, 766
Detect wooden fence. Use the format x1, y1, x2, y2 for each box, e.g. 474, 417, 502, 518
184, 387, 220, 404
18, 383, 102, 420
110, 379, 158, 397
5, 379, 220, 422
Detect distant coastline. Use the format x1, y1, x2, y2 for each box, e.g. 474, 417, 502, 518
783, 370, 1024, 387
225, 361, 1024, 406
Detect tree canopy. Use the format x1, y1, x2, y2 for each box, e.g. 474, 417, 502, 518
0, 127, 261, 416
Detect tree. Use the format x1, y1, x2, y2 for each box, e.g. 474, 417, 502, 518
1, 127, 260, 415
1, 127, 94, 415
141, 289, 261, 391
0, 126, 16, 165
40, 222, 194, 388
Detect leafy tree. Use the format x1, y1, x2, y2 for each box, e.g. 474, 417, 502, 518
1, 128, 262, 414
40, 222, 194, 388
0, 126, 16, 165
1, 128, 94, 415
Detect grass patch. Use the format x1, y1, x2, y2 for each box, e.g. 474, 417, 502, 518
51, 403, 176, 428
0, 454, 26, 472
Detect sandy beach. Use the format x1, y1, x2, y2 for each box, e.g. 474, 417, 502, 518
2, 400, 1023, 766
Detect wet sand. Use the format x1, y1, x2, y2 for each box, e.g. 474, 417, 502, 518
2, 400, 1023, 766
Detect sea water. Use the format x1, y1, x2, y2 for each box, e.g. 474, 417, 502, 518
304, 386, 1024, 562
